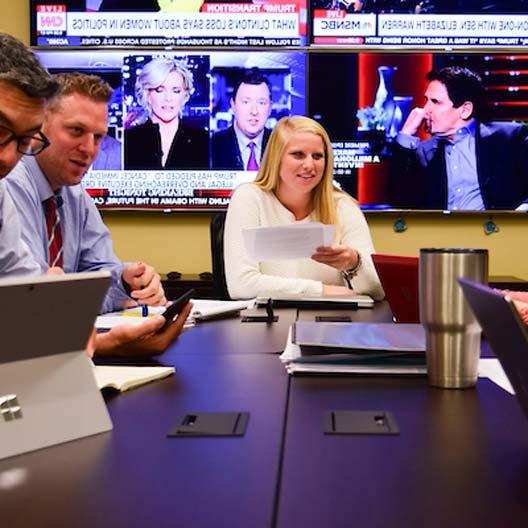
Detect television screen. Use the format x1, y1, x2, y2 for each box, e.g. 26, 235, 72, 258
31, 0, 307, 47
311, 1, 528, 48
308, 51, 528, 211
36, 49, 307, 210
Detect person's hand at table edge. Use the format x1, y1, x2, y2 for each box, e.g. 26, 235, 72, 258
88, 302, 193, 358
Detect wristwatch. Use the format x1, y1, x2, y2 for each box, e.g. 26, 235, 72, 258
341, 251, 362, 289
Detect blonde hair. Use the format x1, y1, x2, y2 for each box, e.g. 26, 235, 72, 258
254, 115, 348, 226
136, 56, 194, 119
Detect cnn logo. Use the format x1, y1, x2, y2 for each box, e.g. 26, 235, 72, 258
37, 13, 66, 31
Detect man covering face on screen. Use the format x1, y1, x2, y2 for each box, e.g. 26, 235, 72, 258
212, 68, 273, 171
389, 66, 528, 211
5, 72, 168, 313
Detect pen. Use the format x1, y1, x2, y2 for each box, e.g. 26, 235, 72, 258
137, 274, 148, 317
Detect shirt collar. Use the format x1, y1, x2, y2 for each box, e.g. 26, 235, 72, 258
434, 119, 476, 146
233, 122, 264, 149
454, 119, 477, 141
21, 156, 61, 204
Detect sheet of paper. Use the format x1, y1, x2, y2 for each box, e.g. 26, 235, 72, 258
285, 363, 427, 375
478, 358, 515, 394
189, 299, 254, 320
280, 326, 300, 363
96, 305, 166, 326
243, 222, 336, 261
96, 300, 253, 329
96, 311, 195, 330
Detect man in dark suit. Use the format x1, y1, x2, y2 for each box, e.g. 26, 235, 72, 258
389, 66, 528, 210
212, 69, 272, 171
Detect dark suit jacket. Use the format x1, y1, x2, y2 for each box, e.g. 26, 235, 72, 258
124, 119, 209, 170
211, 126, 271, 170
389, 121, 528, 210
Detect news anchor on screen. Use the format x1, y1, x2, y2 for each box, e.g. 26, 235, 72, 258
212, 69, 273, 171
389, 66, 528, 210
124, 56, 209, 170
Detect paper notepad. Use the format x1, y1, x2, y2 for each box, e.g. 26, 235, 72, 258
243, 222, 336, 261
93, 365, 175, 392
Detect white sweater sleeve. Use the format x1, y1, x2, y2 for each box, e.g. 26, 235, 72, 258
336, 195, 385, 300
224, 184, 323, 300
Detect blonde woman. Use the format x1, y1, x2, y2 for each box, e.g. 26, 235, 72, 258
224, 115, 384, 300
124, 57, 208, 170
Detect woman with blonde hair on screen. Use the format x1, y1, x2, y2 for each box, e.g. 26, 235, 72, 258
124, 56, 208, 170
224, 115, 384, 300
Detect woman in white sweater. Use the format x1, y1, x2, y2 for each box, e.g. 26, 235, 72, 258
224, 115, 384, 301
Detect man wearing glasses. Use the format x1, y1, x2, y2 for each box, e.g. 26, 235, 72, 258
0, 33, 58, 277
0, 33, 190, 356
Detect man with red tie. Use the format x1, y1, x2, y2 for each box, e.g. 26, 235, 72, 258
212, 68, 273, 171
6, 72, 167, 314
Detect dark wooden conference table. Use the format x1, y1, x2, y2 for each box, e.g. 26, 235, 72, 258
2, 302, 528, 527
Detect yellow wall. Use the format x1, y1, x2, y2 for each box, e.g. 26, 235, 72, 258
101, 210, 528, 279
0, 1, 28, 41
4, 4, 528, 278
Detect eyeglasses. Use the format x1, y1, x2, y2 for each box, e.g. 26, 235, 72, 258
0, 124, 50, 156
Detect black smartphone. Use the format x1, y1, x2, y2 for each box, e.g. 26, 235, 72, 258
161, 288, 195, 326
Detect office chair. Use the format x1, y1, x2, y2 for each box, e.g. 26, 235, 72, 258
209, 212, 231, 300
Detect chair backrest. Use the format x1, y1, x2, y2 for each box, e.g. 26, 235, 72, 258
210, 212, 230, 300
371, 253, 419, 323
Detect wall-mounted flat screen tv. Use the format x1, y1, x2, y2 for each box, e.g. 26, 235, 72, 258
309, 51, 528, 211
35, 49, 307, 210
31, 0, 307, 47
311, 1, 528, 48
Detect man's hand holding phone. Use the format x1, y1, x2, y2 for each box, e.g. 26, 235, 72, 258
90, 291, 194, 357
160, 289, 195, 329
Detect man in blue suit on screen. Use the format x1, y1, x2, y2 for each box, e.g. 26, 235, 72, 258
212, 69, 273, 171
389, 66, 528, 210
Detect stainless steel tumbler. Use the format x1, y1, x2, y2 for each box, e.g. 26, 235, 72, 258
419, 248, 488, 389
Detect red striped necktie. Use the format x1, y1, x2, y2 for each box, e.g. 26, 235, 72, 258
44, 196, 63, 268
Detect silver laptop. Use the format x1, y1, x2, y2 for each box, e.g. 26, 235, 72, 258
459, 278, 528, 422
0, 271, 113, 460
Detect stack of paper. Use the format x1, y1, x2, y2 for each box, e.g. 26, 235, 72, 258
95, 299, 255, 330
280, 322, 427, 375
